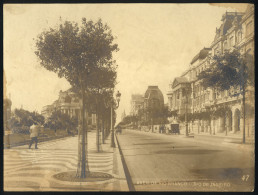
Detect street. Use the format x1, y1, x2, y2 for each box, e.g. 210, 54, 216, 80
116, 129, 254, 191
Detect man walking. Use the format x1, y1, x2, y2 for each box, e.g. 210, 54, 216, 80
29, 122, 39, 149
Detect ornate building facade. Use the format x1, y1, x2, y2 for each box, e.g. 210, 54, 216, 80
167, 5, 254, 137
42, 89, 96, 126
144, 86, 164, 109
144, 86, 165, 123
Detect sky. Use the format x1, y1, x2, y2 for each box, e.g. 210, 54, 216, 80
4, 3, 248, 122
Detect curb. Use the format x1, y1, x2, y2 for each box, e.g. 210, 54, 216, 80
113, 134, 130, 191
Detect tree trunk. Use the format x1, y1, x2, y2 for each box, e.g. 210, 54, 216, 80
102, 114, 105, 144
76, 87, 89, 178
242, 88, 246, 144
96, 109, 100, 152
110, 106, 115, 147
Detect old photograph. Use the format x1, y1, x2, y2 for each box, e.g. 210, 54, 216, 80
3, 3, 255, 191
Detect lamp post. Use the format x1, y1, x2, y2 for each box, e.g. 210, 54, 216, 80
104, 90, 121, 148
184, 87, 191, 137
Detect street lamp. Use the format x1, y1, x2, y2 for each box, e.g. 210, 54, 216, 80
184, 87, 191, 137
104, 90, 121, 148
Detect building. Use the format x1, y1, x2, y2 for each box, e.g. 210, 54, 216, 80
144, 86, 164, 109
3, 71, 12, 135
167, 5, 254, 137
42, 89, 96, 126
121, 110, 126, 121
144, 86, 164, 123
130, 94, 144, 116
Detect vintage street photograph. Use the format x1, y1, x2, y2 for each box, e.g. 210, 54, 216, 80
3, 3, 255, 192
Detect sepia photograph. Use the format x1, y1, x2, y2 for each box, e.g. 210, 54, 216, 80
3, 3, 255, 192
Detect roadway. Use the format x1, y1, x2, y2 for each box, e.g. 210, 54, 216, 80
116, 129, 254, 191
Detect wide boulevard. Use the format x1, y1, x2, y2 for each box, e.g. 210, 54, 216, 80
116, 129, 254, 191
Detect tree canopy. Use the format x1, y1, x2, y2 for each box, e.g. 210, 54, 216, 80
10, 108, 45, 134
35, 18, 118, 91
44, 110, 78, 131
198, 50, 253, 92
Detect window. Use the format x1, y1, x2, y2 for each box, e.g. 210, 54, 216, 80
229, 36, 234, 47
223, 41, 227, 52
237, 31, 242, 42
246, 21, 253, 36
221, 90, 225, 98
214, 45, 219, 55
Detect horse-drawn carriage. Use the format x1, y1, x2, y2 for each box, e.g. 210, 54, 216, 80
168, 124, 180, 134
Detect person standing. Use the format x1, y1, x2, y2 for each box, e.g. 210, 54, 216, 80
29, 122, 39, 149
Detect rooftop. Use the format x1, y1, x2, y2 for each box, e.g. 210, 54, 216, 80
190, 48, 211, 65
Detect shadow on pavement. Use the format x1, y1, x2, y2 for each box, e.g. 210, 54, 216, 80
152, 149, 222, 155
164, 146, 198, 149
191, 167, 254, 181
133, 142, 174, 145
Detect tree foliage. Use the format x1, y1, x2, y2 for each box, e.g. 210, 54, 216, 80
35, 18, 118, 91
137, 106, 170, 125
198, 50, 253, 92
10, 108, 45, 134
44, 111, 78, 131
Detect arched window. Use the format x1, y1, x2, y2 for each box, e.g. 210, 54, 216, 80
229, 36, 234, 47
224, 41, 228, 51
246, 21, 253, 36
238, 31, 242, 42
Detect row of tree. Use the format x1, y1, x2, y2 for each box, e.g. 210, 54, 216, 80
120, 106, 173, 127
9, 108, 79, 134
35, 18, 119, 178
9, 109, 45, 134
196, 49, 254, 143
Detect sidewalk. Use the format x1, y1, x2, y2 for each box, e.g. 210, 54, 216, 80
4, 132, 129, 191
127, 129, 254, 152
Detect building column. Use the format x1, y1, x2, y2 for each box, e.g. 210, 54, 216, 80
226, 111, 232, 132
214, 118, 218, 134
233, 108, 241, 133
201, 120, 204, 132
219, 116, 225, 133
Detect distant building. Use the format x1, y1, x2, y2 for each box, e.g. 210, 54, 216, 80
144, 86, 164, 109
42, 89, 96, 126
121, 110, 126, 121
3, 71, 12, 135
167, 6, 254, 136
144, 86, 164, 123
130, 94, 144, 116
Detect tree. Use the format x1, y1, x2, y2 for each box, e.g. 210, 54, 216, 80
87, 68, 117, 152
141, 105, 170, 126
9, 108, 45, 134
198, 49, 254, 143
44, 111, 78, 132
35, 18, 118, 178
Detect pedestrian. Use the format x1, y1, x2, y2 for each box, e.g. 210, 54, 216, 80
29, 122, 39, 149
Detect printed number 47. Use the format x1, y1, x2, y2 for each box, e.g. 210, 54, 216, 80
242, 175, 249, 181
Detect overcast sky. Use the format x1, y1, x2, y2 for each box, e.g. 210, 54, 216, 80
4, 3, 248, 122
